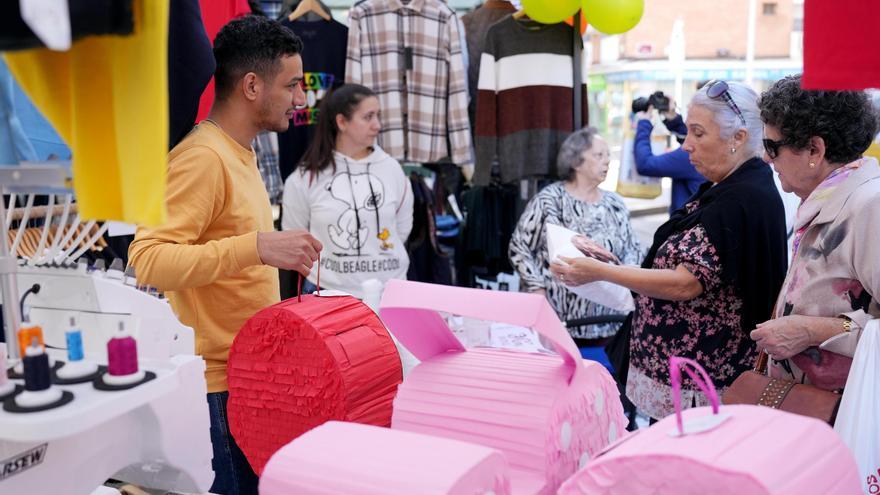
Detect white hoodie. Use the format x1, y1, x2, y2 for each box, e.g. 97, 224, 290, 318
282, 146, 413, 298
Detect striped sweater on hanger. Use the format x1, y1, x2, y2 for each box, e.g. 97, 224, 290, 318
474, 16, 588, 186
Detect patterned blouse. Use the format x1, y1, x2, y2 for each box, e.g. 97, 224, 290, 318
626, 200, 755, 420
509, 182, 643, 339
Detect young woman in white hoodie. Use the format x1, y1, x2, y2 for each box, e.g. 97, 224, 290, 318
282, 84, 413, 299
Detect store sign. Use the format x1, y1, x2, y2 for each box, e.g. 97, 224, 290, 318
0, 444, 48, 481
635, 43, 654, 57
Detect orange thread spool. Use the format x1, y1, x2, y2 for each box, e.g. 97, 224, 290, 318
17, 324, 44, 358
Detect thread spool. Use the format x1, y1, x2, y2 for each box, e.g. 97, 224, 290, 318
101, 321, 146, 387
23, 338, 51, 392
107, 322, 138, 376
65, 317, 84, 362
0, 343, 14, 397
17, 323, 44, 360
56, 316, 99, 381
15, 338, 64, 409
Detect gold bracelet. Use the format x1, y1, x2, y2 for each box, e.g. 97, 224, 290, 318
841, 317, 853, 333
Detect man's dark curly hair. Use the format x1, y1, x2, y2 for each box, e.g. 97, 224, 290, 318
758, 74, 878, 164
213, 15, 303, 100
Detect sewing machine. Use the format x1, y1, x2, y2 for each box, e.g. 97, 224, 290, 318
0, 262, 214, 495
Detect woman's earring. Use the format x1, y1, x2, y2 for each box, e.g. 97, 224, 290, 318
809, 162, 816, 168
730, 147, 736, 154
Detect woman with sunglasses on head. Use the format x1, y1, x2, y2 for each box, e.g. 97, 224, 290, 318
282, 84, 413, 299
551, 80, 788, 421
750, 75, 880, 397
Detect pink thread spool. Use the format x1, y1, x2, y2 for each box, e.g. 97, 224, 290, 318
107, 322, 138, 376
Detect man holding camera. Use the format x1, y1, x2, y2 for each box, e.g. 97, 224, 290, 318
632, 91, 705, 213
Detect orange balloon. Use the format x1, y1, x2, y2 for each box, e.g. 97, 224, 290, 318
564, 11, 589, 35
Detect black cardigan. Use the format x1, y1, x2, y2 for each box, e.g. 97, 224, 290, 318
642, 157, 789, 333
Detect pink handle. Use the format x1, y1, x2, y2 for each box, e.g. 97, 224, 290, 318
379, 280, 582, 382
668, 356, 720, 435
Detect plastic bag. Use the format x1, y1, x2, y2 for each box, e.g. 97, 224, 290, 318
546, 223, 635, 312
616, 127, 662, 199
834, 319, 880, 494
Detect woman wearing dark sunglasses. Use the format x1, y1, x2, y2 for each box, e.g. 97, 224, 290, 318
551, 80, 788, 421
750, 75, 880, 398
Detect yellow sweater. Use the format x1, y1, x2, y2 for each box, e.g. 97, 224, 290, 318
129, 121, 280, 392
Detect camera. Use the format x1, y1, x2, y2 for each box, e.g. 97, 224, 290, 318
632, 91, 670, 113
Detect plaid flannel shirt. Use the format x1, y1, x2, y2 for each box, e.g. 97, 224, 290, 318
253, 131, 283, 204
346, 0, 473, 167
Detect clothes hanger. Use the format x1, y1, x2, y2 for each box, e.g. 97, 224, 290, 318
512, 9, 528, 20
288, 0, 331, 21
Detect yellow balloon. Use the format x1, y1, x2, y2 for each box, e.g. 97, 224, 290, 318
521, 0, 581, 25
582, 0, 644, 35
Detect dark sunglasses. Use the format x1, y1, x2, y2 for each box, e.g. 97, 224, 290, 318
762, 137, 794, 160
705, 79, 747, 127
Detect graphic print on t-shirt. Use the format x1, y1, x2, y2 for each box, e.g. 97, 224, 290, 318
327, 172, 388, 253
293, 72, 335, 128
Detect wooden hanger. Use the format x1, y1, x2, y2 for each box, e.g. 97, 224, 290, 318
288, 0, 331, 21
513, 9, 528, 20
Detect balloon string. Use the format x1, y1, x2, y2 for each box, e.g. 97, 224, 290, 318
296, 253, 321, 302
316, 253, 321, 296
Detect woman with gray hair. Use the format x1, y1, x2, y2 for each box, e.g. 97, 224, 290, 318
551, 81, 789, 420
509, 127, 643, 344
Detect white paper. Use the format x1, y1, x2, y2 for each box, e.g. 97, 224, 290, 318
545, 223, 635, 312
488, 323, 548, 353
107, 221, 137, 237
20, 0, 71, 51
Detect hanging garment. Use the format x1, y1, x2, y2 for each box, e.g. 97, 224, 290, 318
474, 16, 588, 186
195, 0, 252, 122
0, 60, 37, 165
278, 17, 348, 180
455, 184, 520, 286
461, 0, 516, 127
0, 0, 134, 51
2, 58, 70, 161
406, 174, 453, 285
253, 131, 283, 204
168, 0, 215, 149
803, 0, 880, 90
346, 0, 473, 167
4, 1, 170, 226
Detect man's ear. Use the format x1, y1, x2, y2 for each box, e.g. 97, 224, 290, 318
242, 72, 260, 101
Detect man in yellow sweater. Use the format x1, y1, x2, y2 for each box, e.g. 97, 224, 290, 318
129, 16, 321, 495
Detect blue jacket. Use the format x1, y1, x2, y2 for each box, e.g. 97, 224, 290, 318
634, 116, 705, 213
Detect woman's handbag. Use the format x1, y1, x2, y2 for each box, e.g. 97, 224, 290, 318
722, 351, 842, 424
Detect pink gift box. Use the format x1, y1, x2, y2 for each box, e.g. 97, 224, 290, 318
379, 280, 627, 495
560, 357, 862, 495
259, 421, 511, 495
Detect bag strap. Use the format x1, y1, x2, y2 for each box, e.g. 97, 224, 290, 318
754, 350, 769, 374
296, 253, 321, 302
669, 356, 720, 436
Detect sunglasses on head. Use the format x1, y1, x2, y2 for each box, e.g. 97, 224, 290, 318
762, 137, 795, 160
705, 79, 747, 127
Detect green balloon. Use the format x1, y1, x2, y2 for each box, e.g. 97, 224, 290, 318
582, 0, 644, 35
522, 0, 581, 24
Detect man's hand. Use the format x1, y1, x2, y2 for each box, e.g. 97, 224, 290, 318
257, 230, 322, 276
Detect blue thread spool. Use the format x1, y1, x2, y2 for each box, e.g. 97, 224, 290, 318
65, 317, 84, 362
23, 338, 51, 392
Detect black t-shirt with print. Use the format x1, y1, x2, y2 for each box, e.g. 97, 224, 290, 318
278, 18, 348, 180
